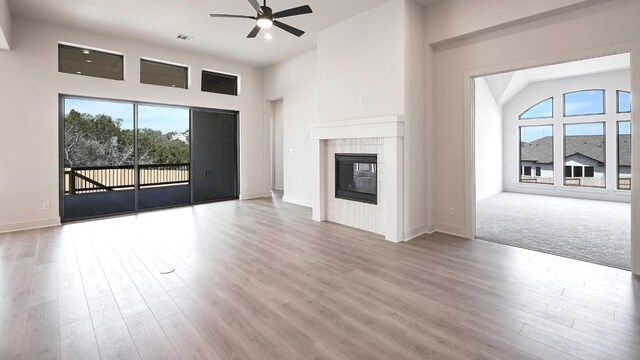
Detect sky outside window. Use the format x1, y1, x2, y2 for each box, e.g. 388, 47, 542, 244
564, 90, 605, 116
565, 122, 605, 136
521, 125, 553, 142
618, 91, 631, 113
65, 98, 189, 133
519, 98, 553, 119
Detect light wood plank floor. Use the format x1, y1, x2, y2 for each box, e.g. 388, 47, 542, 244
1, 197, 639, 359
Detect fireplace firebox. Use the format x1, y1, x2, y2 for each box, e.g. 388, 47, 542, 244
335, 154, 377, 204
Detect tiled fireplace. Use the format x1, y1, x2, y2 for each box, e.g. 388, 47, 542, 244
309, 116, 404, 242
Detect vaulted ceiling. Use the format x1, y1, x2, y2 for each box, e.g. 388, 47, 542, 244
8, 0, 441, 67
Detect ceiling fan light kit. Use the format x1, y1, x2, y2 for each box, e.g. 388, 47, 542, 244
210, 0, 312, 38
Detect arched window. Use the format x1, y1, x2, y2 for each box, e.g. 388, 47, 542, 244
563, 90, 605, 116
519, 98, 553, 120
617, 90, 631, 113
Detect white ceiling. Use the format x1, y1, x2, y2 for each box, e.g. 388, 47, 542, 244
8, 0, 438, 67
483, 53, 631, 105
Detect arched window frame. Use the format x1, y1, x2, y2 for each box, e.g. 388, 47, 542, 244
518, 97, 554, 120
563, 89, 605, 117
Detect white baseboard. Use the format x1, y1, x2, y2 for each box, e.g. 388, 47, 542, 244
424, 224, 437, 234
282, 196, 312, 208
240, 192, 273, 200
403, 224, 429, 241
432, 223, 468, 239
0, 217, 61, 234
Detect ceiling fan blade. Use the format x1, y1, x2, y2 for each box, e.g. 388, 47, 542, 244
247, 25, 261, 38
247, 0, 262, 13
273, 5, 313, 19
273, 20, 305, 37
210, 14, 256, 19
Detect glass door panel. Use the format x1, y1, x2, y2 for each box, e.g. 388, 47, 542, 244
137, 105, 191, 209
63, 98, 135, 220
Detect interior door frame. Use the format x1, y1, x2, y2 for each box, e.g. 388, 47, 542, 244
59, 94, 239, 222
464, 44, 639, 274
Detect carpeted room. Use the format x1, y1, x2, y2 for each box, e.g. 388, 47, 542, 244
474, 54, 632, 270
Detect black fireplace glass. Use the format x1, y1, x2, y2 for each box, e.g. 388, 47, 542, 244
335, 154, 377, 204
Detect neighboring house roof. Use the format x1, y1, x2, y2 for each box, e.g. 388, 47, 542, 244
619, 134, 631, 166
521, 136, 553, 164
521, 135, 631, 166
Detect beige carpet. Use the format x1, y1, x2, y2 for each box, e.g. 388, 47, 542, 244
476, 192, 631, 270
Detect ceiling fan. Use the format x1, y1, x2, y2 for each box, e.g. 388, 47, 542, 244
210, 0, 313, 38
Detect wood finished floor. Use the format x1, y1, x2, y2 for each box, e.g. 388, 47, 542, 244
1, 197, 639, 360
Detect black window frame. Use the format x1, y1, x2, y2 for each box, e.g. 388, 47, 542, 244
519, 97, 554, 120
563, 89, 606, 117
140, 58, 189, 89
535, 167, 542, 177
58, 44, 124, 81
201, 70, 239, 96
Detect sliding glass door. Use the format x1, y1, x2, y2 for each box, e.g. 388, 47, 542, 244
63, 98, 135, 219
61, 96, 239, 221
137, 105, 191, 210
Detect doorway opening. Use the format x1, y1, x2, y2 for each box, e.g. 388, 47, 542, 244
473, 53, 632, 270
270, 98, 284, 199
60, 95, 239, 222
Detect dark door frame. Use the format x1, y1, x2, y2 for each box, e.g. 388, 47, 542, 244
59, 94, 240, 222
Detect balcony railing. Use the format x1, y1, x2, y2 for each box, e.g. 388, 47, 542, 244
65, 163, 190, 194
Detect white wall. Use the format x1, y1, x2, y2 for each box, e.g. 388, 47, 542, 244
425, 0, 640, 273
0, 17, 267, 232
272, 99, 284, 190
263, 50, 317, 207
474, 77, 503, 201
403, 0, 427, 238
502, 70, 631, 202
317, 0, 405, 123
264, 0, 425, 238
0, 0, 10, 49
424, 0, 600, 45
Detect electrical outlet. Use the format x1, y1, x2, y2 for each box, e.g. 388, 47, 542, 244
289, 148, 295, 155
448, 207, 455, 216
43, 202, 51, 211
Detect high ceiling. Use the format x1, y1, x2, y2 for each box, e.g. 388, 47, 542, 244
483, 53, 630, 105
8, 0, 440, 67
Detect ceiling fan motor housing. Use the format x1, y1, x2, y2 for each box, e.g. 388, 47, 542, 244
257, 7, 274, 28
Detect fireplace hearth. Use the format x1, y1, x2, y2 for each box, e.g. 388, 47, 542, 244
335, 153, 377, 204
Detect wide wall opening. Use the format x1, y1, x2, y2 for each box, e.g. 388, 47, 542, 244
473, 53, 632, 270
60, 96, 238, 221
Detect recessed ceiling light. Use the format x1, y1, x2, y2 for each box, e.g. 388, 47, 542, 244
264, 34, 273, 40
86, 60, 92, 63
171, 85, 176, 87
76, 71, 82, 75
82, 50, 91, 55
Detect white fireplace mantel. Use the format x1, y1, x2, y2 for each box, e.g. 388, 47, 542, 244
309, 116, 405, 242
